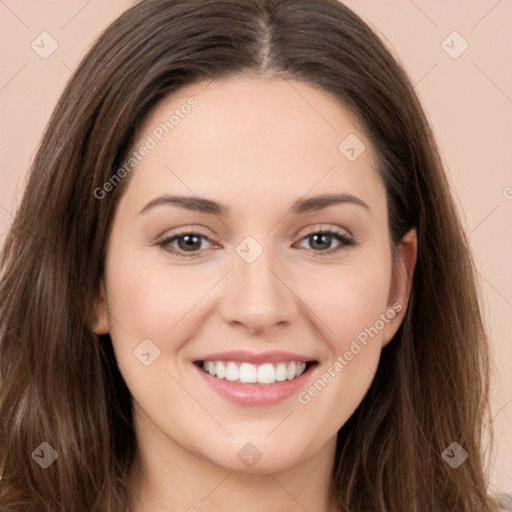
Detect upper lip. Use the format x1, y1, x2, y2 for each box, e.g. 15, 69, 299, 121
194, 350, 317, 364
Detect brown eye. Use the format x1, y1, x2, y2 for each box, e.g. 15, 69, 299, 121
296, 230, 355, 255
158, 232, 213, 257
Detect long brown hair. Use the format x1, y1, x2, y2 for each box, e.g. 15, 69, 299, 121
0, 1, 504, 510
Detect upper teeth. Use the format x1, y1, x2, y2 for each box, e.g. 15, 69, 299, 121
201, 361, 307, 384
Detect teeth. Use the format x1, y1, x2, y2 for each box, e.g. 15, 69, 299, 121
216, 361, 226, 379
200, 360, 309, 384
225, 361, 238, 381
257, 363, 275, 384
239, 362, 257, 383
275, 362, 287, 381
286, 362, 296, 380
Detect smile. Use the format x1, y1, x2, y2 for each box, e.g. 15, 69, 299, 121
197, 360, 310, 385
193, 357, 319, 406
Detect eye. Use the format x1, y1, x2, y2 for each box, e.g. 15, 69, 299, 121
157, 230, 215, 257
294, 228, 355, 255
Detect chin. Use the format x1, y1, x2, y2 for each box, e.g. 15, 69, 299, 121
199, 438, 310, 475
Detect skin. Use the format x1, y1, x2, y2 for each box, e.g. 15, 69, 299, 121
93, 73, 417, 512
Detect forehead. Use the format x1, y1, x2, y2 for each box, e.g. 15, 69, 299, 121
121, 74, 384, 215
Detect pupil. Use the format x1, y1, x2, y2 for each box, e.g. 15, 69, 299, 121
179, 235, 201, 251
311, 233, 331, 250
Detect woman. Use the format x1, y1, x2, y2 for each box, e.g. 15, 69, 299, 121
0, 0, 509, 510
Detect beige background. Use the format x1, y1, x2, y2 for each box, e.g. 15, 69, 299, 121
0, 0, 510, 494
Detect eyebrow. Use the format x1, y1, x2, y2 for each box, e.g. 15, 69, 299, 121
138, 193, 369, 216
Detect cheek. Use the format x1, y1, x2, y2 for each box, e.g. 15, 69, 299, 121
294, 261, 391, 406
105, 243, 207, 332
102, 250, 208, 422
299, 273, 389, 405
287, 265, 392, 438
302, 262, 391, 348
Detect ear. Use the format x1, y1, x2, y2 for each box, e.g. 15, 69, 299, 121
382, 229, 417, 347
91, 280, 110, 335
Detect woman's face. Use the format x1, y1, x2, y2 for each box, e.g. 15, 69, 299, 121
94, 74, 416, 474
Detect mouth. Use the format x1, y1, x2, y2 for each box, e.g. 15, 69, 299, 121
194, 359, 318, 385
192, 350, 319, 405
193, 358, 319, 406
194, 361, 317, 386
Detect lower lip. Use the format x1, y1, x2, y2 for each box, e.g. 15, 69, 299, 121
194, 364, 316, 406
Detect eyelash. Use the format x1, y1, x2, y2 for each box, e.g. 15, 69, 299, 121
157, 227, 356, 258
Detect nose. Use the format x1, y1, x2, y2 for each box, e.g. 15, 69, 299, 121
218, 245, 298, 335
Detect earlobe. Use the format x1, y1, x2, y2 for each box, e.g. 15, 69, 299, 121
382, 229, 418, 346
91, 280, 110, 335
